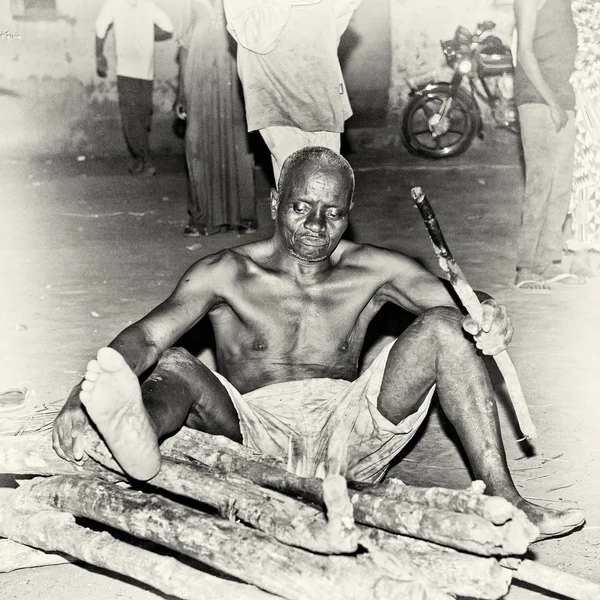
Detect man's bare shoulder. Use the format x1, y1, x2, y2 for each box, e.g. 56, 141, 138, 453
336, 240, 416, 271
180, 240, 270, 286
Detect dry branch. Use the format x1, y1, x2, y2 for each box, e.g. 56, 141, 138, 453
0, 502, 275, 599
14, 475, 451, 600
0, 539, 72, 572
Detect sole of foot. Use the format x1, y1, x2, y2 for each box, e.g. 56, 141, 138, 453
79, 347, 161, 481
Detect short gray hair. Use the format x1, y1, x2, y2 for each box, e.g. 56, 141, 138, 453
278, 146, 355, 202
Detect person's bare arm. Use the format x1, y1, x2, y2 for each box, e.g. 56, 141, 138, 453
94, 1, 113, 78
373, 247, 512, 355
514, 0, 567, 131
52, 253, 229, 462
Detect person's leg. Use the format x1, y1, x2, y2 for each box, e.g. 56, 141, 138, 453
139, 78, 155, 175
537, 111, 576, 273
308, 131, 341, 154
377, 306, 585, 538
516, 104, 556, 280
116, 76, 141, 172
259, 126, 315, 187
79, 347, 241, 481
117, 76, 153, 174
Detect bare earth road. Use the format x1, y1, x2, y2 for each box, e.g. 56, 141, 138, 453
1, 130, 598, 598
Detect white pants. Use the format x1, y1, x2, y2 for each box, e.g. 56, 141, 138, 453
259, 125, 341, 187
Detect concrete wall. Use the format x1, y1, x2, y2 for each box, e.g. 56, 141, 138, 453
0, 0, 514, 157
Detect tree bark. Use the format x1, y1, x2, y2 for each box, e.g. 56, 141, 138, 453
0, 503, 275, 600
14, 475, 451, 600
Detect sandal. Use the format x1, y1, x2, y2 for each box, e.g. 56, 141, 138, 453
543, 272, 589, 286
510, 279, 551, 294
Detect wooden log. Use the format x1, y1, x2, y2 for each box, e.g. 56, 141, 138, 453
1, 434, 359, 554
362, 527, 512, 600
355, 478, 515, 525
0, 539, 72, 572
164, 429, 538, 555
78, 432, 359, 555
0, 503, 275, 600
151, 456, 359, 554
502, 558, 600, 600
0, 433, 537, 556
350, 488, 537, 556
15, 475, 452, 600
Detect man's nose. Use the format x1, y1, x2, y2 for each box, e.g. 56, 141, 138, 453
305, 209, 326, 232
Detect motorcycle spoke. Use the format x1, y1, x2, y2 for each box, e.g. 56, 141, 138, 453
411, 127, 432, 136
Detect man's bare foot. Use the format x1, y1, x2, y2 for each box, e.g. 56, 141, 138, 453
79, 347, 161, 481
516, 498, 585, 541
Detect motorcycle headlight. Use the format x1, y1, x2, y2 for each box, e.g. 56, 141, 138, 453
457, 58, 472, 74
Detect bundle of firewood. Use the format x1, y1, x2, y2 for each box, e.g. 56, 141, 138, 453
1, 429, 598, 600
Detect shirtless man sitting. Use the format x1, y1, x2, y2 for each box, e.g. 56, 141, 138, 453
53, 146, 584, 540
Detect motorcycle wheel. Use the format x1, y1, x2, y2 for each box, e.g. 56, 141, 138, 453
401, 85, 478, 159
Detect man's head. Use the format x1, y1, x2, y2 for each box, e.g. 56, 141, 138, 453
270, 147, 355, 263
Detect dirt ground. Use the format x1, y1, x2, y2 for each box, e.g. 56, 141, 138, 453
1, 129, 599, 599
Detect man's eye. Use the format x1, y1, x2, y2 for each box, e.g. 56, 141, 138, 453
327, 210, 342, 219
293, 204, 308, 213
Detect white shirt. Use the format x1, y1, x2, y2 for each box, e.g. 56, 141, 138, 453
224, 0, 361, 132
95, 0, 173, 80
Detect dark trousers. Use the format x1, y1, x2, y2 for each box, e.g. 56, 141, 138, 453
117, 75, 154, 160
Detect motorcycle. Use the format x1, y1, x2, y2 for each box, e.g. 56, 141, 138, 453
401, 21, 517, 159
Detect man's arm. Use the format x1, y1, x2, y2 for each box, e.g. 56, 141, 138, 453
52, 255, 226, 462
374, 247, 512, 355
514, 0, 567, 131
223, 0, 292, 54
94, 1, 113, 78
151, 3, 174, 42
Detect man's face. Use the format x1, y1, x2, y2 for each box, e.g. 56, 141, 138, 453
271, 160, 353, 263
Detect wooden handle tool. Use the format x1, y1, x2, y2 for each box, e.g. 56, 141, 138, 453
411, 186, 537, 442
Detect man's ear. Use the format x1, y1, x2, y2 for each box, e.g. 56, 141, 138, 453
270, 188, 279, 220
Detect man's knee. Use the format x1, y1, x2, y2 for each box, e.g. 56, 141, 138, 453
418, 306, 467, 344
155, 347, 204, 375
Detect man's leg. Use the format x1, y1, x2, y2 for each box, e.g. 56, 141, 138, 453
515, 104, 555, 280
377, 307, 584, 538
537, 110, 576, 270
259, 126, 340, 187
79, 347, 241, 481
117, 76, 153, 174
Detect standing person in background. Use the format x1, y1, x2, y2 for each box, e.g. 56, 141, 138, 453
224, 0, 362, 186
95, 0, 173, 176
175, 0, 257, 237
564, 0, 600, 278
512, 0, 583, 292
